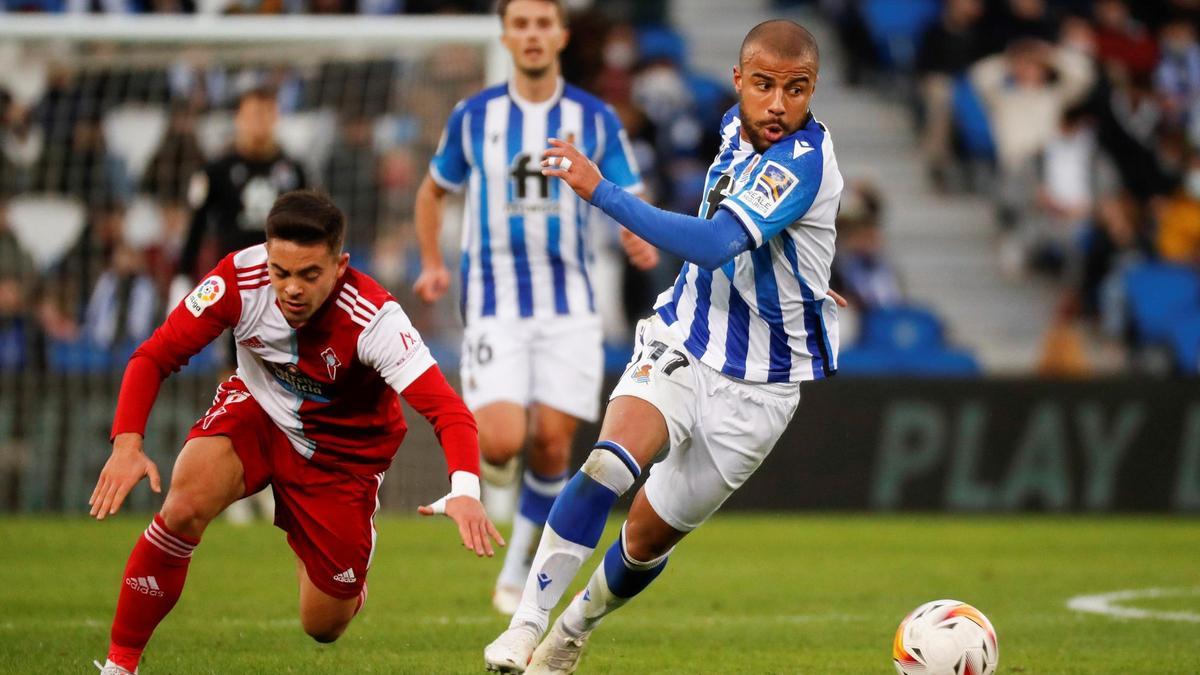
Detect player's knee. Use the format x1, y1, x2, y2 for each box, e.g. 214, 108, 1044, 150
479, 425, 524, 466
581, 442, 640, 496
158, 495, 212, 539
529, 425, 571, 467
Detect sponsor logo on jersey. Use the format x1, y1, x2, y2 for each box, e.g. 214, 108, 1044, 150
322, 347, 341, 381
185, 276, 226, 318
333, 567, 357, 584
125, 575, 165, 597
631, 363, 652, 383
266, 361, 331, 403
237, 335, 266, 350
739, 160, 799, 217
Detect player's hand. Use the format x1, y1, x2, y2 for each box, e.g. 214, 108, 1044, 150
541, 138, 602, 202
827, 289, 848, 308
620, 227, 659, 270
418, 495, 506, 557
89, 433, 162, 520
413, 264, 451, 304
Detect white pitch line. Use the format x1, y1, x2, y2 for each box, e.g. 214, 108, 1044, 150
0, 612, 864, 631
1067, 587, 1200, 623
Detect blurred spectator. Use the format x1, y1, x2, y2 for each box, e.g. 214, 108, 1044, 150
830, 179, 903, 311
1153, 14, 1200, 129
175, 85, 305, 286
1156, 152, 1200, 264
38, 198, 125, 341
0, 208, 36, 371
324, 112, 381, 257
82, 243, 157, 349
986, 0, 1059, 53
970, 39, 1094, 228
1093, 0, 1160, 82
915, 0, 985, 190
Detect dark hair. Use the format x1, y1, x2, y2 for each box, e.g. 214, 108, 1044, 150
266, 190, 345, 253
497, 0, 567, 26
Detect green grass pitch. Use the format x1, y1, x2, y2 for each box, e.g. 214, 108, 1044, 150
2, 514, 1198, 673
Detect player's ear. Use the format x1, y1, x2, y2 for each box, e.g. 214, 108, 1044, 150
335, 251, 350, 277
732, 65, 742, 92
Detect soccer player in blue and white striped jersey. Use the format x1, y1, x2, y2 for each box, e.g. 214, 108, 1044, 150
412, 0, 658, 617
485, 19, 847, 673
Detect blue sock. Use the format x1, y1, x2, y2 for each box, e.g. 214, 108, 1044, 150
560, 523, 671, 636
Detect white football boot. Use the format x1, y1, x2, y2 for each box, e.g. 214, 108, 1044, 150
525, 616, 590, 675
94, 659, 137, 674
484, 622, 541, 673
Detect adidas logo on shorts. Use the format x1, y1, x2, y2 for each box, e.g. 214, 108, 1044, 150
125, 575, 165, 597
333, 568, 357, 584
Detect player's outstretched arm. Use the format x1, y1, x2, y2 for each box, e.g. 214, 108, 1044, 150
401, 365, 505, 557
541, 138, 751, 270
412, 174, 452, 304
90, 432, 161, 520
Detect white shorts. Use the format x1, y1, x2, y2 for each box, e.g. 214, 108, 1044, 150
609, 315, 801, 531
461, 315, 603, 422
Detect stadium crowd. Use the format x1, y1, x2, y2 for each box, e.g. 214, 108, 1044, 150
0, 1, 738, 377
824, 0, 1200, 374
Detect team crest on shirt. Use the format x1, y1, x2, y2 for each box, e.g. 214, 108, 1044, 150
322, 347, 341, 381
185, 276, 225, 317
739, 160, 799, 217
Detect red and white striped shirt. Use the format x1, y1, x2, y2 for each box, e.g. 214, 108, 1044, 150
112, 244, 478, 477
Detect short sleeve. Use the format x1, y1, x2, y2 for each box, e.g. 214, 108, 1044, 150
429, 100, 471, 192
720, 135, 825, 248
596, 104, 643, 193
357, 301, 438, 393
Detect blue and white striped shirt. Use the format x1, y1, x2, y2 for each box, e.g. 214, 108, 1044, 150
429, 78, 642, 321
655, 106, 843, 383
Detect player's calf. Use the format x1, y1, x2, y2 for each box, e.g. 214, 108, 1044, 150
509, 441, 640, 633
297, 563, 362, 643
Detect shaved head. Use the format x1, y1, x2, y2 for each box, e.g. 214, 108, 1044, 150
739, 19, 820, 70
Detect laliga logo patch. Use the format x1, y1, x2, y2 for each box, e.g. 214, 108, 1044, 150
186, 276, 225, 317
739, 160, 799, 217
322, 347, 341, 381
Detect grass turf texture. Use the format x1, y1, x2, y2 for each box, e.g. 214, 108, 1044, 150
2, 514, 1198, 674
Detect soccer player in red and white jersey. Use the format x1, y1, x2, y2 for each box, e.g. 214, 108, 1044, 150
88, 190, 504, 674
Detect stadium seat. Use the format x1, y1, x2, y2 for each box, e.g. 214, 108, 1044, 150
1124, 262, 1200, 344
103, 104, 168, 184
275, 109, 336, 178
196, 111, 235, 160
4, 195, 85, 270
952, 76, 996, 160
857, 304, 946, 352
838, 345, 980, 377
123, 195, 165, 250
860, 0, 940, 69
1167, 312, 1200, 374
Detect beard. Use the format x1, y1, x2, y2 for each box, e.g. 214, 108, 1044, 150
518, 64, 552, 80
738, 108, 797, 153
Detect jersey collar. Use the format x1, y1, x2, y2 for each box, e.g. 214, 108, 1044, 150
507, 76, 564, 113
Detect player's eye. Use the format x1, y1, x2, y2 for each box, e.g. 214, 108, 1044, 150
304, 273, 320, 282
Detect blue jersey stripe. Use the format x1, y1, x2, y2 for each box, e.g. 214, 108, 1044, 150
546, 103, 569, 314
684, 267, 714, 356
781, 234, 831, 379
721, 261, 750, 379
655, 261, 690, 326
470, 108, 497, 317
459, 250, 470, 321
506, 101, 534, 317
751, 243, 793, 381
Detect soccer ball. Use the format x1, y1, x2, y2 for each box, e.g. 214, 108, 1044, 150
892, 599, 998, 675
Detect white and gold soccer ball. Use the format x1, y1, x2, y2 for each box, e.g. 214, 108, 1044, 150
892, 599, 998, 675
